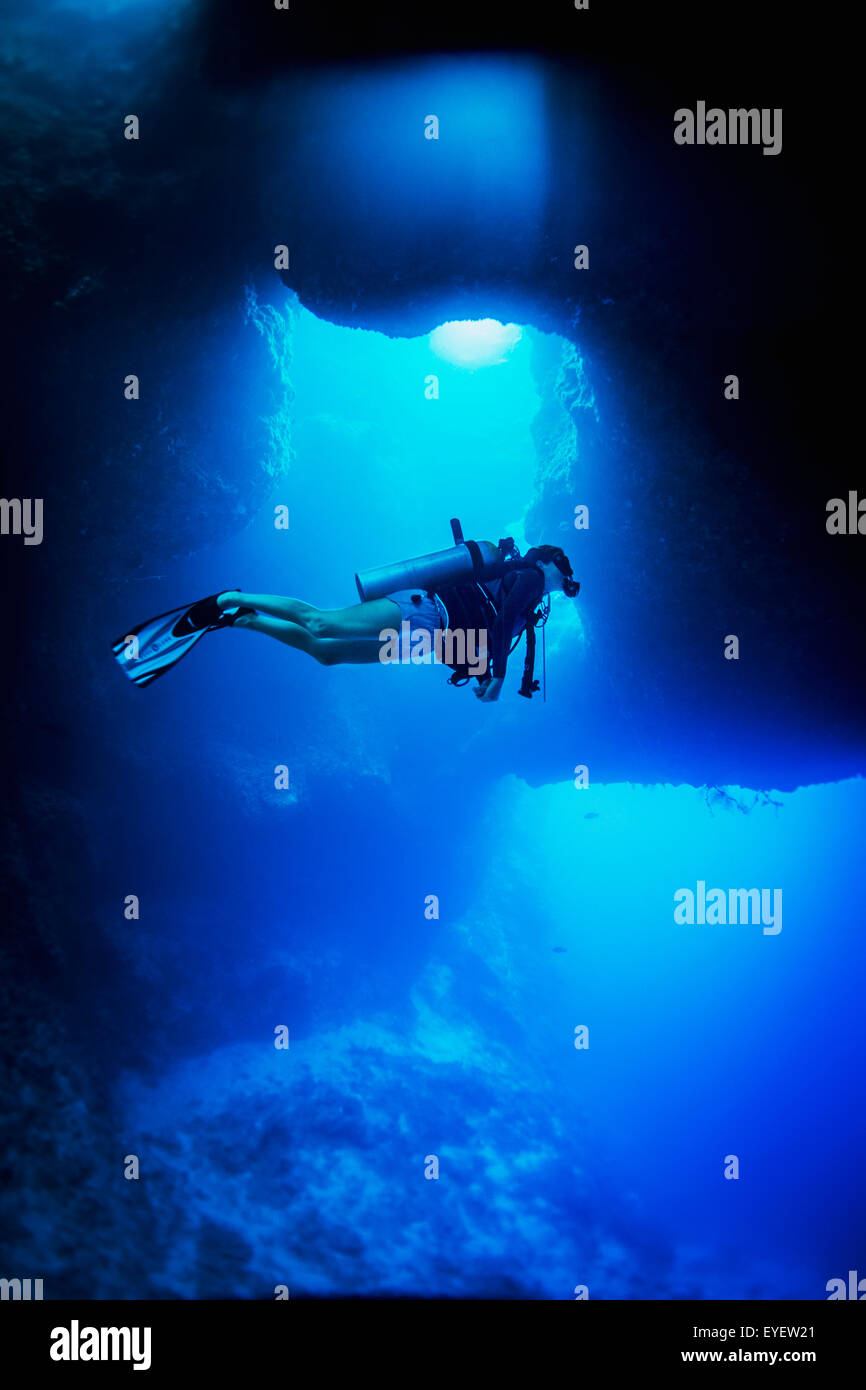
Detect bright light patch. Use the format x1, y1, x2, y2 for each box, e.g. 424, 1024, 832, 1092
429, 319, 522, 369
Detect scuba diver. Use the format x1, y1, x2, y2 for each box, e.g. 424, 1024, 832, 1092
112, 520, 579, 701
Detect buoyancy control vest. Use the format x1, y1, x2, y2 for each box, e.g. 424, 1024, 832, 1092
354, 520, 569, 699
434, 566, 547, 698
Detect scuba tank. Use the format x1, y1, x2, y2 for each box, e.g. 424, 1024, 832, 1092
355, 519, 515, 602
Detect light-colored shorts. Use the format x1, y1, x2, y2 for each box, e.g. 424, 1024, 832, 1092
385, 589, 447, 660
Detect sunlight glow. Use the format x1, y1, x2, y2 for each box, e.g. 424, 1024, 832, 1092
429, 319, 523, 369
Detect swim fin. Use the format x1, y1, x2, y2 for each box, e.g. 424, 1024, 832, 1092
111, 592, 252, 687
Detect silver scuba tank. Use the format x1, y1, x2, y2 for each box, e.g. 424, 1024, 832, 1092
354, 519, 506, 602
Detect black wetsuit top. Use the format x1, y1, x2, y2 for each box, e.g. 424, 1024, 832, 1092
434, 565, 545, 679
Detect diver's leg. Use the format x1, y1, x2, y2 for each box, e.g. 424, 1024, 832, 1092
233, 613, 387, 665
217, 591, 320, 625
305, 599, 403, 638
220, 592, 401, 638
232, 613, 317, 655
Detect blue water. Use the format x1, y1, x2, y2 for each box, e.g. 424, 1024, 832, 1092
2, 6, 861, 1300
51, 297, 858, 1299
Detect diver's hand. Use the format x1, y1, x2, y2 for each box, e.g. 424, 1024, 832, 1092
475, 676, 504, 702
